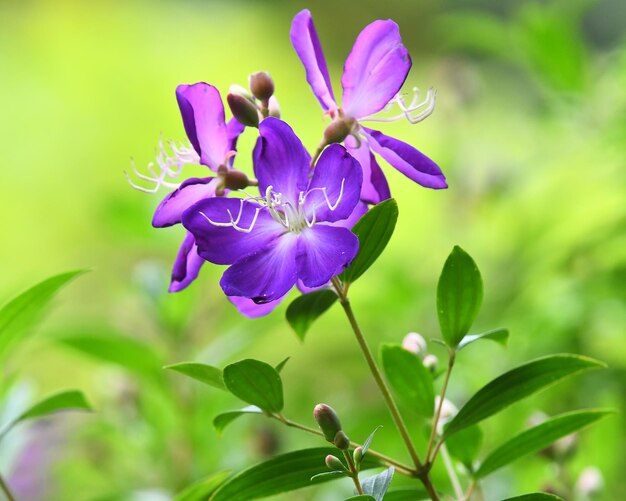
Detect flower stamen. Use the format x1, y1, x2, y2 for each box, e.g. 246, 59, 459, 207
360, 87, 436, 124
199, 200, 261, 234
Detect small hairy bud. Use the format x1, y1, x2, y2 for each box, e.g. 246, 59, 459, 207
402, 332, 427, 355
313, 404, 342, 442
325, 454, 346, 471
423, 354, 438, 372
227, 93, 260, 127
353, 446, 363, 465
333, 430, 350, 450
223, 169, 251, 191
323, 117, 357, 145
229, 84, 254, 102
249, 71, 275, 102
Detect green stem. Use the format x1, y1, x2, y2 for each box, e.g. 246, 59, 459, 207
440, 443, 463, 499
425, 352, 455, 463
0, 473, 15, 501
274, 414, 414, 475
331, 278, 440, 501
343, 449, 363, 495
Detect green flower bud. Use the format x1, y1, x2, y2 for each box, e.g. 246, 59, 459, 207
249, 71, 275, 102
227, 93, 260, 128
229, 84, 254, 102
353, 446, 363, 465
325, 454, 346, 471
333, 430, 350, 450
313, 404, 342, 443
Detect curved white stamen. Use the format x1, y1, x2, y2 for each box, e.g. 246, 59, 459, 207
300, 178, 345, 212
125, 137, 200, 193
199, 200, 261, 234
360, 87, 436, 124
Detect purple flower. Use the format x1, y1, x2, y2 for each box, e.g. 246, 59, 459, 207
290, 9, 446, 204
182, 118, 362, 303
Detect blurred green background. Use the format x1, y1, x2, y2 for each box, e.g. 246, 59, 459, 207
0, 0, 624, 499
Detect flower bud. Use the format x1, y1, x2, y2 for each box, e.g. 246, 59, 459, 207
323, 117, 357, 145
223, 169, 251, 191
402, 332, 427, 355
325, 454, 346, 471
229, 84, 254, 102
313, 404, 342, 443
576, 466, 603, 496
227, 93, 260, 128
268, 96, 281, 118
353, 446, 363, 465
249, 71, 275, 102
423, 354, 438, 372
333, 430, 350, 450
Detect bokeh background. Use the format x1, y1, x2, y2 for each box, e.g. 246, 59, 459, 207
0, 0, 624, 499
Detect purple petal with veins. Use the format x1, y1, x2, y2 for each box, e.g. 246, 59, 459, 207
345, 135, 391, 204
176, 83, 230, 170
290, 9, 337, 111
363, 127, 446, 189
169, 233, 204, 292
341, 20, 411, 119
153, 177, 219, 228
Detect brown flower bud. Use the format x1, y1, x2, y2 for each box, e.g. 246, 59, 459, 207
333, 430, 350, 450
323, 117, 357, 145
313, 404, 342, 443
227, 93, 260, 128
249, 71, 275, 102
223, 169, 250, 191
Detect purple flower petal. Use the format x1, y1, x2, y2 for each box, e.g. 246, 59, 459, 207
226, 116, 246, 160
304, 144, 362, 223
296, 225, 359, 288
345, 135, 391, 204
334, 201, 369, 230
169, 233, 204, 292
228, 295, 283, 318
152, 177, 219, 228
341, 20, 411, 119
290, 10, 337, 111
182, 198, 284, 265
253, 118, 310, 203
363, 127, 447, 189
221, 234, 299, 303
176, 83, 229, 170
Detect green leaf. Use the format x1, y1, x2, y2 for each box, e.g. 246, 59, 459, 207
341, 199, 398, 284
1, 390, 91, 439
437, 246, 483, 348
223, 359, 283, 413
58, 330, 163, 378
362, 425, 383, 457
345, 497, 376, 501
210, 447, 382, 500
275, 357, 290, 373
381, 345, 434, 417
174, 471, 231, 501
286, 290, 337, 341
165, 362, 226, 391
476, 409, 613, 478
362, 467, 394, 501
446, 424, 483, 470
384, 488, 429, 500
0, 270, 86, 361
502, 494, 564, 501
213, 406, 263, 434
457, 328, 509, 352
444, 354, 606, 438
